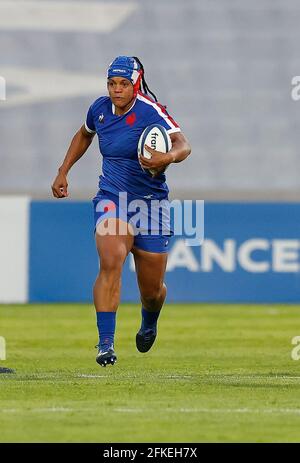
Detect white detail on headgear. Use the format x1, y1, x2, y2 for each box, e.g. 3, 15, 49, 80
131, 69, 140, 85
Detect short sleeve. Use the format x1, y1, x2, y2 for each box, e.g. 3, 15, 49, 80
85, 105, 96, 134
146, 102, 181, 135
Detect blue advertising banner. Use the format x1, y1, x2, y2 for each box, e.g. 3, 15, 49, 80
29, 202, 300, 303
29, 201, 98, 302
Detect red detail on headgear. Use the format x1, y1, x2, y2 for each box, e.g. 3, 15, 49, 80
133, 69, 143, 97
126, 112, 136, 127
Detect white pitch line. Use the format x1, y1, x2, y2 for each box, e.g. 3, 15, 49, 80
114, 407, 300, 415
2, 407, 300, 415
176, 408, 300, 415
0, 407, 73, 413
34, 407, 73, 412
0, 1, 137, 33
4, 374, 300, 382
114, 408, 144, 413
207, 375, 300, 381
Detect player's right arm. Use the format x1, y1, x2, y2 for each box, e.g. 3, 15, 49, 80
51, 125, 95, 198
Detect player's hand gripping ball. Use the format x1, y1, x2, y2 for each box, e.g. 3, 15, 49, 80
138, 124, 172, 176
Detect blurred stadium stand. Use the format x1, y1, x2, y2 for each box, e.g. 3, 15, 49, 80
0, 0, 299, 200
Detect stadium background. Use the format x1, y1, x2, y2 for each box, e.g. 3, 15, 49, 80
0, 0, 299, 304
1, 0, 300, 445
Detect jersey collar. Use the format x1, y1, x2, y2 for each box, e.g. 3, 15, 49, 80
111, 97, 137, 116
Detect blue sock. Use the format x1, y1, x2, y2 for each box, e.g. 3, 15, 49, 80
96, 311, 116, 351
141, 307, 160, 331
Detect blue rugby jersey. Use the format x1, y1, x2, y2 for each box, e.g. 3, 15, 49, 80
85, 91, 181, 200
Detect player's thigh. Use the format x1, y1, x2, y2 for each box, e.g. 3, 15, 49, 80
132, 246, 168, 295
96, 218, 134, 271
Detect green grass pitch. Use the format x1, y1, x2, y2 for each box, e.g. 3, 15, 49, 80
1, 303, 300, 443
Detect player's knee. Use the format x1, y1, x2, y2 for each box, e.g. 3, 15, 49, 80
141, 282, 166, 307
100, 257, 123, 275
99, 248, 126, 275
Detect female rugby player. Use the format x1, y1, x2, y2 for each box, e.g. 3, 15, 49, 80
51, 56, 191, 367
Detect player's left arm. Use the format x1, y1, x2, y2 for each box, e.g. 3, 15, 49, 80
140, 132, 191, 173
168, 132, 192, 163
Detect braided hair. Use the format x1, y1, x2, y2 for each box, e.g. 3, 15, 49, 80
133, 56, 158, 102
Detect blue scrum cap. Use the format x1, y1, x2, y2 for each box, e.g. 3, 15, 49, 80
107, 56, 141, 85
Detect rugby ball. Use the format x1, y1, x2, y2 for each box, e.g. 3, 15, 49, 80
138, 124, 172, 176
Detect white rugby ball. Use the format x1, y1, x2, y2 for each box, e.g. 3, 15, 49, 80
138, 124, 172, 176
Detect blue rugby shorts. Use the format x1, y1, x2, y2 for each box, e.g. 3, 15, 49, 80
92, 189, 173, 253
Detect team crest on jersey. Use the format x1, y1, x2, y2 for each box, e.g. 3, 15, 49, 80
99, 113, 105, 123
126, 112, 136, 127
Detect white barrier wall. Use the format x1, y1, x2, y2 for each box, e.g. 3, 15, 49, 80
0, 197, 29, 303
